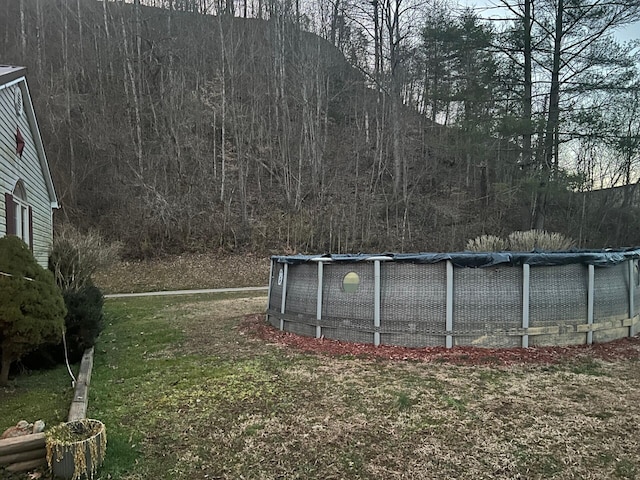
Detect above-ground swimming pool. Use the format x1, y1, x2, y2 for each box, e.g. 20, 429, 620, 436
266, 250, 640, 348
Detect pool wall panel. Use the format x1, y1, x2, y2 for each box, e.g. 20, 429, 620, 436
266, 251, 640, 348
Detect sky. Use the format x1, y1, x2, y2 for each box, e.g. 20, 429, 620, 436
456, 0, 640, 43
617, 22, 640, 43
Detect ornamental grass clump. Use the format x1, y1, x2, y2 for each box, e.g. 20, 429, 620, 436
465, 235, 508, 252
46, 419, 106, 480
49, 224, 120, 293
465, 230, 576, 252
507, 230, 575, 251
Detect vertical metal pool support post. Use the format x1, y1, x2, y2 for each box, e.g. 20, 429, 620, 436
446, 260, 453, 349
374, 260, 381, 346
522, 264, 530, 348
280, 263, 288, 331
266, 259, 274, 323
629, 260, 635, 323
587, 264, 594, 345
316, 261, 324, 338
366, 256, 391, 346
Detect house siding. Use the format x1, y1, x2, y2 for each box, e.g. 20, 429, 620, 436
0, 72, 55, 268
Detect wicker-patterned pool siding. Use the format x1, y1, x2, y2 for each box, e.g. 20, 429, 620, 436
266, 253, 640, 348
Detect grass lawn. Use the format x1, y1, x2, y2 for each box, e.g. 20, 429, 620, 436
0, 366, 75, 434
4, 291, 640, 479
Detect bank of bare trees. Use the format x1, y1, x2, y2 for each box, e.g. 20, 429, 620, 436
3, 0, 639, 256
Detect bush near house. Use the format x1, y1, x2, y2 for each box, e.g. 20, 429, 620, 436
23, 226, 113, 369
22, 282, 105, 367
61, 283, 104, 362
0, 236, 66, 385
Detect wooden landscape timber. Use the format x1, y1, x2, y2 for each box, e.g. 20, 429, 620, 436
68, 347, 95, 422
0, 433, 46, 473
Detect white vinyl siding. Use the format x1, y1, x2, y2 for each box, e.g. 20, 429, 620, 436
0, 78, 54, 267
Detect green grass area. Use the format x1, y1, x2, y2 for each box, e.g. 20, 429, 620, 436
3, 292, 640, 479
0, 365, 75, 432
0, 364, 75, 480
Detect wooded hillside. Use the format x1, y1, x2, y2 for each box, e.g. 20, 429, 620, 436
3, 0, 639, 256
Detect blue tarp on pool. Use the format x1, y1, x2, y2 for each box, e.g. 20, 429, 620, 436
272, 248, 640, 268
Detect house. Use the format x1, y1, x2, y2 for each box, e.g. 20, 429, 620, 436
0, 65, 58, 268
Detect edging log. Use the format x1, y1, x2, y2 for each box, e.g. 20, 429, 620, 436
0, 447, 46, 465
0, 433, 45, 457
68, 347, 94, 422
6, 457, 47, 473
0, 433, 46, 473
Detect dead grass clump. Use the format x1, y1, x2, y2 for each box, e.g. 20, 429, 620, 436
466, 230, 576, 252
508, 229, 576, 251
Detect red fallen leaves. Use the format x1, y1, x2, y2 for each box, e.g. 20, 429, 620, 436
240, 314, 640, 366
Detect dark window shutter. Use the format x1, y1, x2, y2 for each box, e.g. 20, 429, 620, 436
28, 206, 33, 251
4, 193, 15, 235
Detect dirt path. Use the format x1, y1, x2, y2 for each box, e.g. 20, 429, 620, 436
94, 252, 270, 294
104, 286, 268, 298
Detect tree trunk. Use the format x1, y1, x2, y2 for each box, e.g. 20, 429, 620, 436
36, 0, 43, 78
120, 13, 144, 173
522, 0, 532, 166
535, 0, 563, 230
387, 0, 404, 201
135, 0, 142, 95
77, 0, 85, 79
218, 13, 227, 203
62, 1, 76, 206
543, 0, 563, 173
1, 348, 13, 386
19, 0, 26, 57
102, 0, 114, 78
372, 0, 381, 85
330, 0, 341, 47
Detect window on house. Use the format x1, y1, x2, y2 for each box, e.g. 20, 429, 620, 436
5, 181, 32, 249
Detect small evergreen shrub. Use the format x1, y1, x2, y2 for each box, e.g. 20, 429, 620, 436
22, 282, 104, 367
465, 235, 508, 252
62, 283, 104, 363
0, 236, 66, 385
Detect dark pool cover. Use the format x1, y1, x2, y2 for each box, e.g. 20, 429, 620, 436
272, 248, 640, 268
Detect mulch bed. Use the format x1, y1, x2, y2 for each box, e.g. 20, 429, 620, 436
241, 314, 640, 366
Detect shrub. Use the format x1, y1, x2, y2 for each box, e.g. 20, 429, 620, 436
62, 283, 104, 362
25, 225, 113, 370
507, 230, 575, 251
465, 235, 508, 252
21, 282, 104, 367
0, 236, 66, 385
